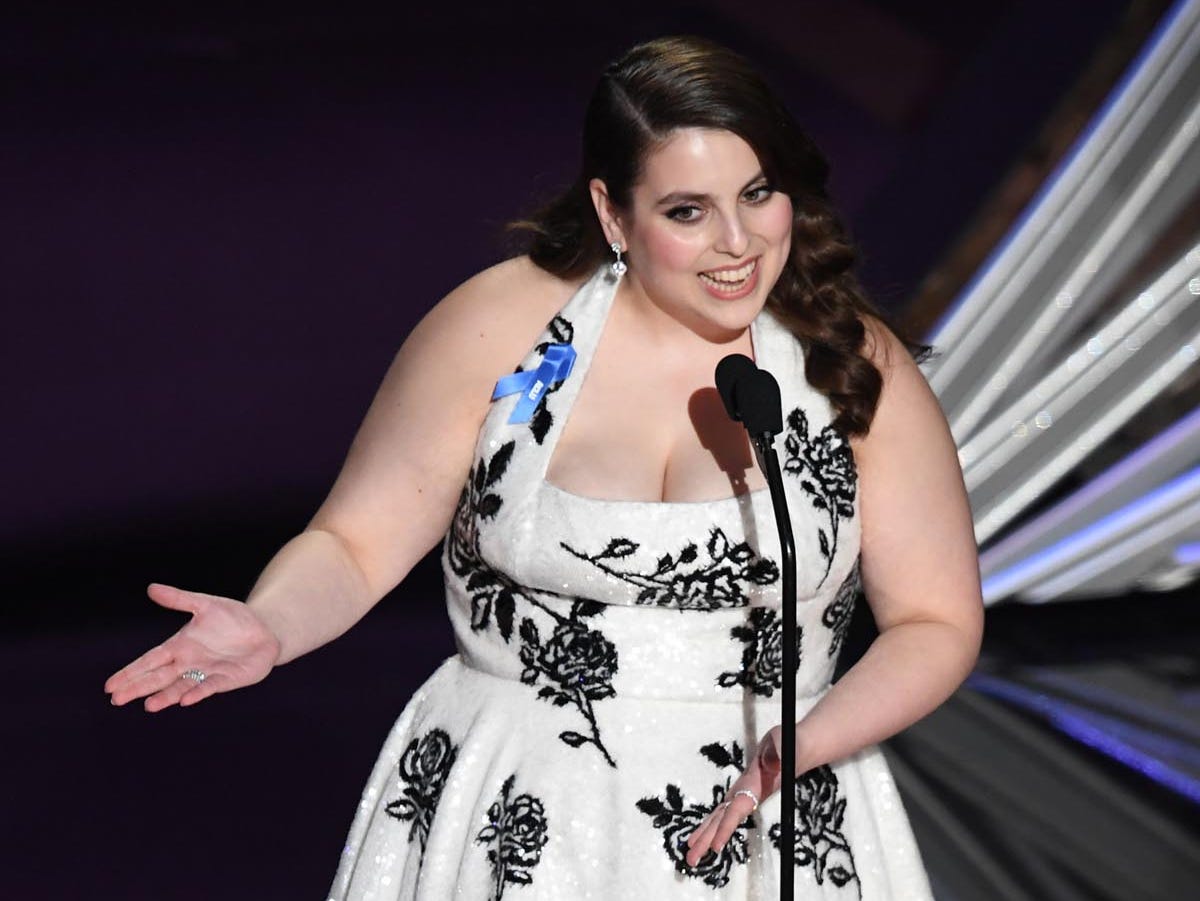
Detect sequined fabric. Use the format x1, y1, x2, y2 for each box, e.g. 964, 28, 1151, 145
329, 266, 932, 899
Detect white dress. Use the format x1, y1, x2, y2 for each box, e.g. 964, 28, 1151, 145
328, 265, 932, 899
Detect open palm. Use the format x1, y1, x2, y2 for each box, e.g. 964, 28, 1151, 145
105, 583, 282, 711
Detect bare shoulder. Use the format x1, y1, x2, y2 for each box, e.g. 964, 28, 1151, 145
857, 313, 918, 381
306, 258, 585, 590
413, 256, 583, 371
851, 314, 944, 462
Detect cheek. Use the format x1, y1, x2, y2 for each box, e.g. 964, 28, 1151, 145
763, 197, 794, 246
639, 224, 709, 274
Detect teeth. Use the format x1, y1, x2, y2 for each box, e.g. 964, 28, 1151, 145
700, 259, 757, 288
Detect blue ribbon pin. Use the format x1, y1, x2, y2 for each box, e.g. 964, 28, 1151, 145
491, 343, 577, 424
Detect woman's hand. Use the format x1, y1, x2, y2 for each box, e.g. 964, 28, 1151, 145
105, 583, 282, 712
684, 725, 785, 867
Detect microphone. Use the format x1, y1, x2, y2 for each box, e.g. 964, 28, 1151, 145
714, 352, 797, 901
714, 353, 782, 438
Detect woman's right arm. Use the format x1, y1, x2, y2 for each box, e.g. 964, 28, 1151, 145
106, 258, 570, 710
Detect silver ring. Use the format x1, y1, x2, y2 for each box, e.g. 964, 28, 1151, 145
732, 789, 760, 811
181, 669, 208, 684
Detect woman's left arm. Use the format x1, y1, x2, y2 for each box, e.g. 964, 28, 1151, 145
784, 319, 983, 770
686, 321, 983, 864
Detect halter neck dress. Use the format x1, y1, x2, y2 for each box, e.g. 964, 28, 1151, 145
328, 265, 932, 900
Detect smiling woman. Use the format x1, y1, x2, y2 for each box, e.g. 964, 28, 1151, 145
105, 35, 981, 900
590, 128, 794, 341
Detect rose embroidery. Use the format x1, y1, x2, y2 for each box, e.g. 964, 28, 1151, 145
475, 774, 550, 899
561, 529, 778, 610
447, 440, 522, 641
769, 765, 861, 894
823, 560, 861, 660
717, 606, 802, 697
384, 728, 459, 858
636, 741, 755, 889
782, 408, 857, 588
519, 600, 618, 766
533, 620, 618, 701
447, 443, 619, 766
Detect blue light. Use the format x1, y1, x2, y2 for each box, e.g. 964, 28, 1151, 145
1174, 542, 1200, 567
967, 673, 1200, 804
981, 464, 1200, 601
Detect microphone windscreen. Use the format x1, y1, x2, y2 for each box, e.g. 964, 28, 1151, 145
736, 368, 783, 436
714, 353, 757, 422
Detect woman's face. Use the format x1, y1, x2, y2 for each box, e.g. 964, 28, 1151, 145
594, 127, 794, 342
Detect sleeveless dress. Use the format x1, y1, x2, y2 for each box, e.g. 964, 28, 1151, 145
328, 265, 932, 900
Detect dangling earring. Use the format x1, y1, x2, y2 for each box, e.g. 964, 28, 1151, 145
610, 241, 627, 276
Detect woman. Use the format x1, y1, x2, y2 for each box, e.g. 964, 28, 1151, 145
106, 36, 982, 898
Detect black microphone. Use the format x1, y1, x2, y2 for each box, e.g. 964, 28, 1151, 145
714, 353, 782, 438
714, 352, 797, 901
715, 353, 757, 422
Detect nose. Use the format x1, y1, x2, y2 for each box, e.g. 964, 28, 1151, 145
714, 209, 749, 257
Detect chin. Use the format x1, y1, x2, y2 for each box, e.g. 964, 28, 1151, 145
693, 295, 766, 342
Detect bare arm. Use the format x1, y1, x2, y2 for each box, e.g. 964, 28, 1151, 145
107, 258, 572, 707
783, 322, 982, 770
245, 275, 506, 664
687, 319, 983, 862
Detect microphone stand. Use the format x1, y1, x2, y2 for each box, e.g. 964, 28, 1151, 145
751, 429, 797, 901
714, 354, 795, 901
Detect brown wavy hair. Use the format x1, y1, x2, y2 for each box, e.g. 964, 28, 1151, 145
511, 36, 924, 437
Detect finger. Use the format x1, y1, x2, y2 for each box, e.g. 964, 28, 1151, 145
685, 805, 724, 850
754, 754, 782, 799
109, 665, 179, 706
105, 644, 173, 692
709, 793, 757, 854
146, 582, 205, 615
179, 673, 228, 707
144, 676, 197, 713
752, 736, 782, 798
685, 809, 725, 866
758, 733, 780, 772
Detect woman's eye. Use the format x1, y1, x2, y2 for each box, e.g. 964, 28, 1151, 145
744, 185, 772, 203
666, 205, 703, 223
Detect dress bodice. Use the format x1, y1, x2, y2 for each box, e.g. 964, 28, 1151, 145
330, 266, 933, 901
441, 264, 862, 713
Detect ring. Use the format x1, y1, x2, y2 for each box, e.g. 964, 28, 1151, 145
732, 789, 760, 811
181, 669, 208, 684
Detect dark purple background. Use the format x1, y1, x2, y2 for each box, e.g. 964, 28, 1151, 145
3, 0, 1131, 568
3, 2, 1161, 897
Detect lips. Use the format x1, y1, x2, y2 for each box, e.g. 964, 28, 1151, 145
698, 257, 759, 296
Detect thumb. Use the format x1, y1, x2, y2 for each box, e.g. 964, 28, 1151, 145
757, 730, 781, 774
146, 582, 204, 615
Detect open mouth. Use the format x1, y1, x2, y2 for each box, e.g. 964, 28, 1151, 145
698, 258, 759, 295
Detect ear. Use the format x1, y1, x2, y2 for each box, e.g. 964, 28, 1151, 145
588, 178, 626, 250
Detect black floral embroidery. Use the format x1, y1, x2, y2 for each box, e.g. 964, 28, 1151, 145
769, 765, 861, 894
448, 441, 521, 640
384, 728, 458, 858
716, 607, 802, 697
447, 442, 619, 766
510, 315, 574, 445
782, 408, 857, 588
562, 529, 778, 610
823, 559, 861, 660
518, 600, 618, 766
636, 741, 756, 889
475, 774, 550, 899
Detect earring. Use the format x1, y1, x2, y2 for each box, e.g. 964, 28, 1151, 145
610, 241, 627, 276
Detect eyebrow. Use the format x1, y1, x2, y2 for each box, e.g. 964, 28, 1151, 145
654, 171, 768, 207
